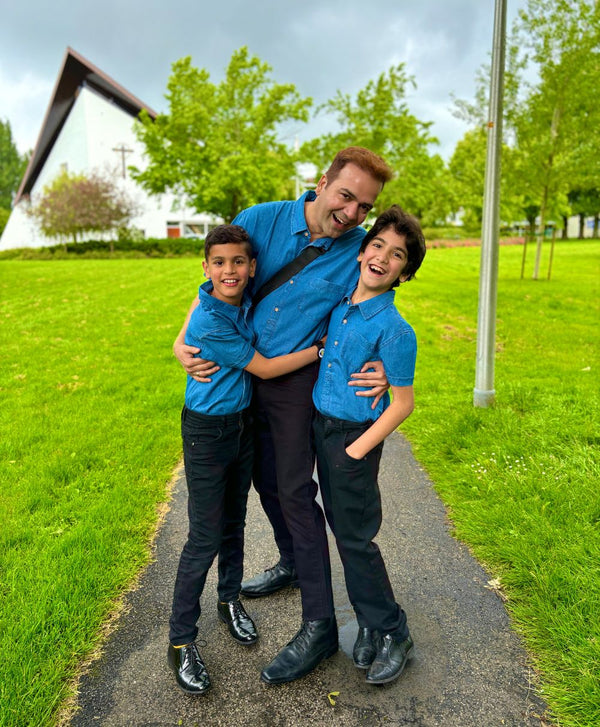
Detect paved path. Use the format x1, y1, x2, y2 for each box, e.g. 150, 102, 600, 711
70, 433, 549, 726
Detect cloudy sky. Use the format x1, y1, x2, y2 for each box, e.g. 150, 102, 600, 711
1, 0, 526, 161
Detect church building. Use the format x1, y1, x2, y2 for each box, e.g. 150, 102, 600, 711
0, 47, 218, 250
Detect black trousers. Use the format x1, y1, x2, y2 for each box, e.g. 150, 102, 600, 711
169, 405, 253, 646
252, 362, 334, 621
313, 411, 409, 638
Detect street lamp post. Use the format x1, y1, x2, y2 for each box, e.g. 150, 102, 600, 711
473, 0, 507, 408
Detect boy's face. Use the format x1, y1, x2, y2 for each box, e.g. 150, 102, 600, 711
357, 226, 409, 295
308, 163, 382, 240
203, 242, 256, 305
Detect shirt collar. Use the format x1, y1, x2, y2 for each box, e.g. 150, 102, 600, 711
343, 288, 396, 320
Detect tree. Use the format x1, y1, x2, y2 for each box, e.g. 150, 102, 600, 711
300, 64, 453, 224
509, 0, 600, 276
0, 119, 28, 232
28, 169, 139, 247
132, 47, 311, 223
451, 0, 599, 275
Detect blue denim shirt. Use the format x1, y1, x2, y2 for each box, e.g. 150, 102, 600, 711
233, 191, 366, 357
313, 289, 417, 423
184, 282, 255, 415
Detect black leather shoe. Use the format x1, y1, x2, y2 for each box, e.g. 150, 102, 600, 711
353, 627, 377, 669
260, 617, 338, 684
167, 643, 211, 694
240, 563, 299, 598
365, 633, 414, 685
217, 599, 258, 645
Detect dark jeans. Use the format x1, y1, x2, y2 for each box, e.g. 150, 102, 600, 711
169, 405, 253, 646
252, 362, 334, 621
314, 411, 409, 639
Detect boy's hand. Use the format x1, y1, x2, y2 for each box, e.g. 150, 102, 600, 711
348, 360, 388, 410
173, 342, 220, 382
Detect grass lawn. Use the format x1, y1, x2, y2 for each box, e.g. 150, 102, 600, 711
1, 241, 598, 726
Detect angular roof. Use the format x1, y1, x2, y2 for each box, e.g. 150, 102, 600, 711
15, 47, 157, 203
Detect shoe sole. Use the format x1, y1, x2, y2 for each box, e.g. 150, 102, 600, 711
240, 580, 300, 598
260, 644, 338, 685
365, 646, 415, 685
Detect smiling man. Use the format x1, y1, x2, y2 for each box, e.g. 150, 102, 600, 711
174, 147, 394, 684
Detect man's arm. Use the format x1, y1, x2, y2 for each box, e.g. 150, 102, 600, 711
347, 360, 389, 409
344, 385, 414, 460
173, 297, 220, 383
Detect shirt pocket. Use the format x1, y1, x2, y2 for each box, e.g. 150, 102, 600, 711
297, 277, 346, 323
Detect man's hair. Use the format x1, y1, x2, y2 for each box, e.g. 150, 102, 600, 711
360, 205, 426, 284
204, 224, 253, 259
325, 147, 393, 187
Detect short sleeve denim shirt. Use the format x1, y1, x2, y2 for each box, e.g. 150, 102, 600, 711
234, 191, 366, 357
184, 281, 255, 415
313, 289, 417, 423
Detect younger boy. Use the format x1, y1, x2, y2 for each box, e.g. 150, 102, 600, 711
168, 224, 324, 695
312, 205, 426, 685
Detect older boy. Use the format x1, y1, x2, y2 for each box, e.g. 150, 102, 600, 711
312, 205, 426, 685
168, 224, 323, 694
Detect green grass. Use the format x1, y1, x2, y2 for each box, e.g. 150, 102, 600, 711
397, 240, 599, 727
0, 242, 598, 726
0, 259, 202, 726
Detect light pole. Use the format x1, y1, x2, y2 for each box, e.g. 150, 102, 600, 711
473, 0, 507, 408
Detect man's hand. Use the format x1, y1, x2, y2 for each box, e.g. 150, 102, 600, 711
173, 341, 220, 383
348, 360, 389, 410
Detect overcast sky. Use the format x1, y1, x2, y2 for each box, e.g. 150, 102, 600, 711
1, 0, 526, 161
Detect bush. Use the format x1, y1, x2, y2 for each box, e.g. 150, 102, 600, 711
0, 237, 206, 260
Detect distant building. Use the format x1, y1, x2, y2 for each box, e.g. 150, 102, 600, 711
0, 47, 220, 251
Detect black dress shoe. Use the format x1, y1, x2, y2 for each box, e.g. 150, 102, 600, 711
365, 633, 414, 685
353, 627, 377, 669
167, 643, 211, 694
240, 563, 299, 598
217, 600, 258, 645
260, 617, 338, 684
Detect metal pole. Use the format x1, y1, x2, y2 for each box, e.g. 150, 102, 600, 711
473, 0, 507, 408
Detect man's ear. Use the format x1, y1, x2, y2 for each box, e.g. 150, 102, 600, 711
315, 174, 328, 195
249, 259, 257, 278
202, 260, 210, 279
357, 251, 363, 263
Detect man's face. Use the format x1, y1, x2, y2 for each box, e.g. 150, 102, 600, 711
307, 163, 382, 241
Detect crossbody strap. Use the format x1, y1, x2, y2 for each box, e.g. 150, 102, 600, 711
251, 244, 326, 308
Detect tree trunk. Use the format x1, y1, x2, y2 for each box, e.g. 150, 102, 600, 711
561, 214, 568, 240
579, 213, 585, 239
594, 215, 599, 238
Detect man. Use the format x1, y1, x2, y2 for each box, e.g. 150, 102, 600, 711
174, 147, 393, 684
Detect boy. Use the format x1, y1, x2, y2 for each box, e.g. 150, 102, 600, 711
168, 224, 324, 695
312, 205, 426, 685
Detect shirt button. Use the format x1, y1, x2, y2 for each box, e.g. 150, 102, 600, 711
342, 319, 347, 324
289, 280, 294, 284
334, 341, 338, 346
274, 307, 279, 312
328, 363, 332, 368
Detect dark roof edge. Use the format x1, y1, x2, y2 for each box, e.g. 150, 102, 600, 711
15, 47, 158, 203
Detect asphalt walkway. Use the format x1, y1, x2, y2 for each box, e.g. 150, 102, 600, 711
69, 432, 550, 726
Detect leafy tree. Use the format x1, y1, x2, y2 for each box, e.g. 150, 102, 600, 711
510, 0, 600, 276
28, 169, 139, 248
0, 119, 28, 232
300, 64, 452, 224
132, 47, 311, 223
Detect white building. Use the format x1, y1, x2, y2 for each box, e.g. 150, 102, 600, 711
0, 47, 219, 251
